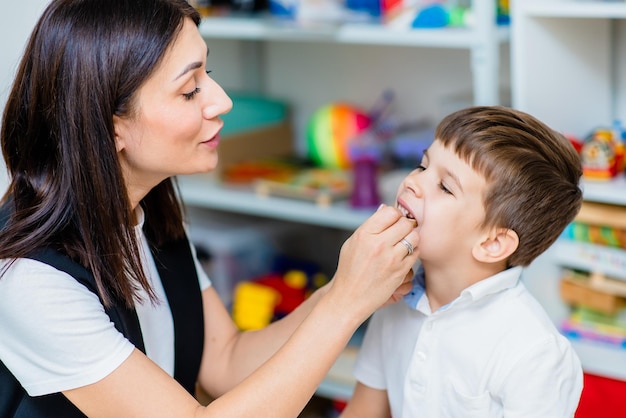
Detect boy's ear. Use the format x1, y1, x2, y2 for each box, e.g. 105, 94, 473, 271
472, 228, 519, 264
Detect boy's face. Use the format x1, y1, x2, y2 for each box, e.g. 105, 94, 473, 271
395, 140, 488, 265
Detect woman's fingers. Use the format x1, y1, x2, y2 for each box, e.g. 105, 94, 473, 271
362, 204, 420, 259
329, 205, 420, 316
382, 267, 416, 307
359, 204, 410, 235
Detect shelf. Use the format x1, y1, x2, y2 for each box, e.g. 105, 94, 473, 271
511, 0, 626, 137
316, 346, 358, 401
520, 0, 626, 19
570, 338, 626, 381
199, 15, 509, 48
553, 240, 626, 281
177, 173, 373, 231
337, 24, 509, 48
581, 174, 626, 206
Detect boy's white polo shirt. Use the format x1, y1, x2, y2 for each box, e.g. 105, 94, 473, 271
354, 266, 583, 418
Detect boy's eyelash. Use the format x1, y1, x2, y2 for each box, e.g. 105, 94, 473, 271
183, 87, 201, 100
438, 182, 452, 195
415, 163, 453, 195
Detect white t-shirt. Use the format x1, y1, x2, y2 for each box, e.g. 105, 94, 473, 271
0, 212, 211, 396
354, 266, 583, 418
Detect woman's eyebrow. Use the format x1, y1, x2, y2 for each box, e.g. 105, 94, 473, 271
173, 61, 203, 81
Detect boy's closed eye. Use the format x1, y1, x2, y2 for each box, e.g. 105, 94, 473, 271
414, 164, 454, 195
439, 181, 453, 195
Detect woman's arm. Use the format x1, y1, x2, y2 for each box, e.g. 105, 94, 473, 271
340, 382, 391, 418
198, 205, 418, 396
64, 205, 419, 417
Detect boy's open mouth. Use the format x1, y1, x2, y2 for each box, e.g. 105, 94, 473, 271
397, 203, 415, 220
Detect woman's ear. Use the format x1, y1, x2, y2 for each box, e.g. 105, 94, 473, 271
112, 114, 127, 152
472, 228, 519, 264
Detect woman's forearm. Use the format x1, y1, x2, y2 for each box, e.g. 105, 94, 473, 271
204, 283, 332, 394
204, 287, 362, 417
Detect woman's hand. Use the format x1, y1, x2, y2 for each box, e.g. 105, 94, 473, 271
330, 204, 419, 319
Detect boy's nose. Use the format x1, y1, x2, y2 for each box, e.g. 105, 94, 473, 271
405, 174, 424, 198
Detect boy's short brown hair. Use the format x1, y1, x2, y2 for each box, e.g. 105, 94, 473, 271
435, 106, 583, 266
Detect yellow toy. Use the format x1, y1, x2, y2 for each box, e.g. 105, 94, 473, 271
231, 282, 280, 331
231, 269, 329, 330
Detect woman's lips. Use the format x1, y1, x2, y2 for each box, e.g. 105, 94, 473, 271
202, 133, 220, 148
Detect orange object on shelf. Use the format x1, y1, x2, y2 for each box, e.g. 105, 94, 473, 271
560, 274, 626, 316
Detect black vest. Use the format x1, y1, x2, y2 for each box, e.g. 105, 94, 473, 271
0, 229, 205, 417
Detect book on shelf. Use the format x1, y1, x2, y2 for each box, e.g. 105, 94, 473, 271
559, 269, 626, 350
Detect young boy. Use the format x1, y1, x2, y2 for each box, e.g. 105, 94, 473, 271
340, 106, 584, 417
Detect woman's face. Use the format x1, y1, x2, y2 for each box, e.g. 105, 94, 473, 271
114, 18, 232, 206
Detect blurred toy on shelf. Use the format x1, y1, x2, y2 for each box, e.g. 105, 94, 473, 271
560, 270, 626, 316
222, 155, 352, 206
384, 0, 466, 29
389, 126, 435, 169
307, 102, 372, 169
269, 0, 378, 24
412, 1, 474, 28
254, 166, 352, 206
580, 123, 625, 181
384, 0, 509, 30
189, 0, 269, 17
559, 269, 626, 348
308, 90, 438, 207
563, 222, 626, 250
561, 314, 626, 349
232, 256, 330, 330
222, 158, 300, 185
556, 197, 626, 351
412, 2, 451, 28
565, 133, 584, 155
496, 0, 509, 25
232, 281, 281, 330
561, 201, 626, 250
349, 139, 383, 208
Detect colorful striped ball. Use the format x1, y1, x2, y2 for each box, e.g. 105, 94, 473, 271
306, 103, 371, 169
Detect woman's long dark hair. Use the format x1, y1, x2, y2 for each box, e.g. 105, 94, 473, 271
0, 0, 201, 307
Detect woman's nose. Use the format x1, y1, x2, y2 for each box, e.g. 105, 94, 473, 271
202, 81, 233, 120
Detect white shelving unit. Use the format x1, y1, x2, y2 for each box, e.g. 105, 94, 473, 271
512, 0, 626, 382
178, 173, 372, 231
199, 0, 507, 105
512, 0, 626, 138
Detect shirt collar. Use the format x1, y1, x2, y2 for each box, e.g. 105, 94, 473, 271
135, 206, 146, 229
403, 265, 523, 312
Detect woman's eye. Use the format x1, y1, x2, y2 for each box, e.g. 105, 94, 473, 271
183, 87, 201, 100
416, 164, 426, 171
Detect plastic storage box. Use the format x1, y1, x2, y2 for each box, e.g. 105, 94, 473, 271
185, 208, 287, 307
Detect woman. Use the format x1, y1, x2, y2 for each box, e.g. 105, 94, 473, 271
0, 0, 419, 417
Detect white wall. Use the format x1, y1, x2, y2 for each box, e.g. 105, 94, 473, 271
0, 1, 49, 195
